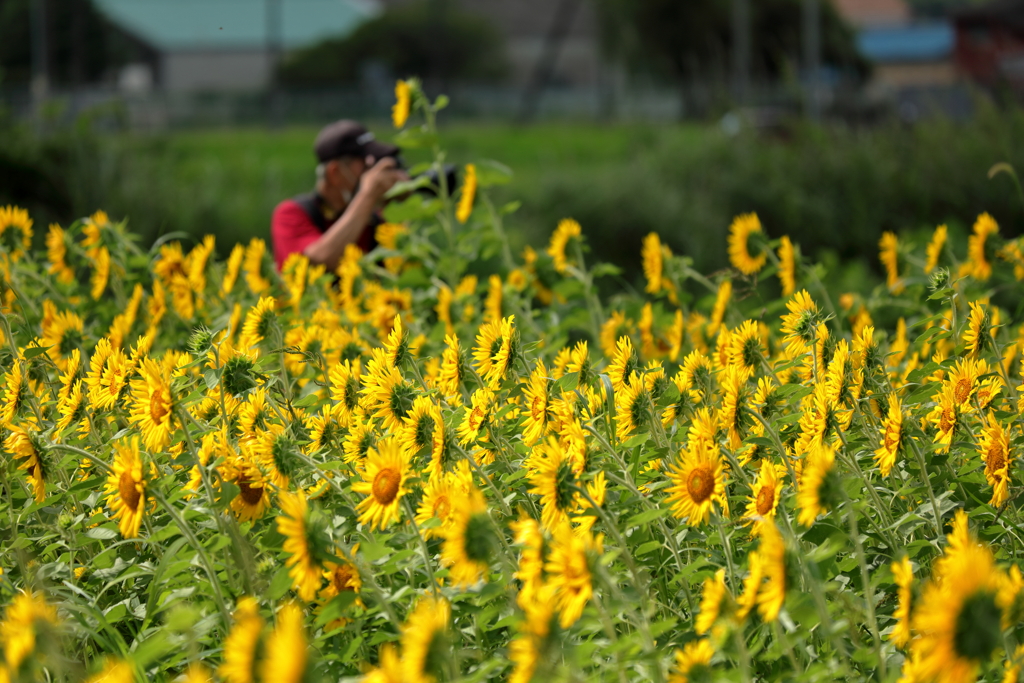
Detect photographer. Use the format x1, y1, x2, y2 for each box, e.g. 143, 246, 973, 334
271, 120, 409, 272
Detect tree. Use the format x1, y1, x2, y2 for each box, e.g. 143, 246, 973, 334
593, 0, 869, 111
277, 0, 509, 88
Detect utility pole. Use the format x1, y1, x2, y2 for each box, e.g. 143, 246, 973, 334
732, 0, 751, 106
31, 0, 49, 121
802, 0, 821, 121
266, 0, 283, 128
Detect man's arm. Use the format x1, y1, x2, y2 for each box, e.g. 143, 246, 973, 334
303, 157, 406, 271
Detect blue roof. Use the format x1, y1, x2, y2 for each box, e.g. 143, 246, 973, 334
857, 23, 954, 63
94, 0, 381, 51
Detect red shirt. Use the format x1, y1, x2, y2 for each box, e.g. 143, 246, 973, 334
271, 199, 322, 271
270, 195, 378, 271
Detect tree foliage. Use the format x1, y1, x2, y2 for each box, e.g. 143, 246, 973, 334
593, 0, 869, 86
277, 0, 509, 87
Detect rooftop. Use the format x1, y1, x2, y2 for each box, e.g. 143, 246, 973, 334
93, 0, 381, 51
857, 23, 954, 62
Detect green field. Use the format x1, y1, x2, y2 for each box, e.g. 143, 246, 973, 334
7, 104, 1024, 292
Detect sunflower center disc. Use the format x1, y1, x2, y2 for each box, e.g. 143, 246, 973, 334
372, 467, 400, 505
433, 495, 451, 521
986, 445, 1006, 473
237, 475, 264, 505
333, 565, 356, 592
687, 466, 714, 503
119, 470, 141, 511
954, 592, 1002, 661
464, 513, 493, 564
756, 486, 774, 516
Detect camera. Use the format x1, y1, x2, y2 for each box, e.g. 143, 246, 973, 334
388, 154, 459, 197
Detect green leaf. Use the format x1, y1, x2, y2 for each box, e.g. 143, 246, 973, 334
22, 345, 51, 359
626, 507, 669, 527
474, 160, 513, 188
269, 565, 293, 601
315, 591, 358, 626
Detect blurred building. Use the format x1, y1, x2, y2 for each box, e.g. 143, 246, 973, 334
376, 0, 603, 87
953, 0, 1024, 92
93, 0, 381, 92
832, 0, 956, 89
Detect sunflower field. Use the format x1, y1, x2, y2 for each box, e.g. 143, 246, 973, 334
3, 83, 1024, 683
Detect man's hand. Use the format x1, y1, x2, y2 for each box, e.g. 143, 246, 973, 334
359, 156, 409, 203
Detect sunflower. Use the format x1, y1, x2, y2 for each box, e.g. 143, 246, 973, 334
220, 597, 265, 683
457, 387, 494, 445
225, 453, 271, 522
382, 313, 410, 368
546, 523, 601, 629
796, 444, 837, 527
6, 421, 47, 502
911, 532, 1009, 683
437, 334, 466, 403
239, 296, 277, 348
399, 395, 439, 458
927, 384, 960, 454
547, 218, 581, 274
891, 556, 914, 648
926, 224, 948, 273
614, 371, 651, 443
695, 568, 730, 635
328, 358, 362, 425
45, 223, 74, 283
642, 232, 668, 294
963, 300, 992, 357
441, 485, 496, 586
707, 279, 732, 337
728, 319, 764, 378
665, 439, 726, 527
56, 378, 88, 437
342, 416, 376, 464
127, 357, 175, 452
776, 235, 797, 296
104, 437, 147, 538
402, 595, 451, 683
0, 205, 33, 261
744, 459, 785, 532
873, 393, 905, 478
607, 335, 640, 392
879, 231, 904, 293
90, 246, 110, 300
0, 590, 59, 672
352, 436, 411, 530
965, 212, 999, 281
508, 590, 558, 683
512, 515, 547, 607
416, 468, 466, 540
528, 439, 579, 531
392, 79, 411, 127
735, 551, 763, 621
521, 360, 551, 446
259, 603, 308, 683
484, 273, 502, 322
728, 212, 767, 275
364, 644, 403, 683
756, 521, 787, 622
41, 308, 84, 372
243, 238, 272, 294
472, 315, 519, 387
456, 163, 477, 224
978, 412, 1012, 508
668, 639, 714, 683
780, 290, 821, 355
361, 349, 416, 432
277, 490, 332, 601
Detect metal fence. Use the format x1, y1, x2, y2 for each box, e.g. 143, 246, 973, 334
0, 81, 977, 131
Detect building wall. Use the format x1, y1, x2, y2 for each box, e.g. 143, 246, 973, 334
161, 49, 274, 92
874, 60, 957, 87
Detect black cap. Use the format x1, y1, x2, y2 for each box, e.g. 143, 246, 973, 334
314, 120, 399, 163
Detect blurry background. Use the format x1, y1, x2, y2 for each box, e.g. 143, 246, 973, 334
1, 0, 1023, 283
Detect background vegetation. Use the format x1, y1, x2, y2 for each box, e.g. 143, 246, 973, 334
2, 103, 1024, 288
